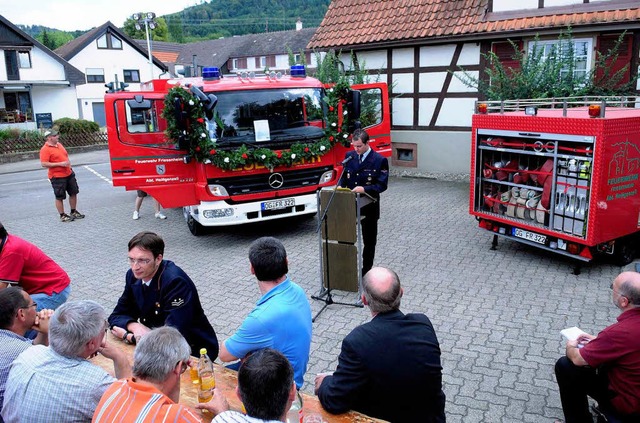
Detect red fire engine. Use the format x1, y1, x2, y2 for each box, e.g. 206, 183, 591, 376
105, 66, 391, 235
470, 98, 640, 268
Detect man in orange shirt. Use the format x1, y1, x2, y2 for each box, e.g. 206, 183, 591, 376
93, 326, 204, 423
39, 127, 84, 222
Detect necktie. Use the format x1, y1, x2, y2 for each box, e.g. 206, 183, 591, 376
358, 154, 363, 164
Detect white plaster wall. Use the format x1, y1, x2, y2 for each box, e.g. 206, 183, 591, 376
545, 0, 585, 6
354, 50, 387, 70
68, 39, 163, 101
492, 0, 540, 11
392, 48, 414, 68
420, 45, 455, 67
21, 49, 67, 81
31, 85, 79, 122
449, 70, 478, 92
418, 98, 438, 126
458, 43, 481, 66
392, 97, 413, 126
436, 98, 476, 127
419, 72, 447, 93
391, 129, 471, 173
392, 73, 414, 93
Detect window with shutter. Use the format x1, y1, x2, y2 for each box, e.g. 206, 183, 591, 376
595, 34, 632, 88
491, 41, 523, 74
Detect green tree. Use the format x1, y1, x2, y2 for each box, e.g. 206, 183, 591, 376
167, 16, 184, 43
40, 29, 54, 49
455, 29, 637, 100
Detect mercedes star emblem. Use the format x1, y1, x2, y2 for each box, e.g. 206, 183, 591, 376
268, 173, 284, 189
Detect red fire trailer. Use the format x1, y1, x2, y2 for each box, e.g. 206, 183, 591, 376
470, 98, 640, 268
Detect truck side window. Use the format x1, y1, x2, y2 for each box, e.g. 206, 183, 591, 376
360, 88, 383, 128
126, 99, 160, 134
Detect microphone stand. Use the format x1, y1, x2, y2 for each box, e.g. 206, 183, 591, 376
312, 158, 363, 322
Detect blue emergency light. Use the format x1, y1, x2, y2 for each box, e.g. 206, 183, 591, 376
203, 67, 220, 80
290, 65, 306, 78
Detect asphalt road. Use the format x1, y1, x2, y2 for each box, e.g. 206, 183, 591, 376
0, 151, 627, 422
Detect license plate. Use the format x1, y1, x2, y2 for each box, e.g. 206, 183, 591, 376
261, 198, 294, 211
512, 228, 547, 245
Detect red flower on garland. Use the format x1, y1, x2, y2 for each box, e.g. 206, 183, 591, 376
197, 118, 205, 123
276, 151, 282, 158
210, 149, 216, 155
304, 147, 310, 153
329, 106, 334, 111
195, 146, 201, 152
329, 136, 334, 141
242, 153, 248, 159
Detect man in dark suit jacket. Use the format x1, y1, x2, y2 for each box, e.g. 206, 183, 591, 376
339, 129, 389, 276
315, 267, 445, 423
108, 231, 218, 358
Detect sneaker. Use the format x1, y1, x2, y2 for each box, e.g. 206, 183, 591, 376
132, 211, 140, 220
60, 213, 74, 223
70, 210, 85, 219
155, 212, 167, 220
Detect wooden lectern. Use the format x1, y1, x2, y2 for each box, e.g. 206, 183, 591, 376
317, 187, 375, 294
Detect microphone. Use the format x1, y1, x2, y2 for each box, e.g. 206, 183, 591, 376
341, 156, 353, 165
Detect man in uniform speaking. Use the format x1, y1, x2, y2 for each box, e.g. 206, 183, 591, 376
340, 128, 389, 276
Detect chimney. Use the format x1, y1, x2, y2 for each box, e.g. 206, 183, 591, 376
296, 18, 302, 31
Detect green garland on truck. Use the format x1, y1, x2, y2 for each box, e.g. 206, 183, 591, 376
161, 81, 352, 171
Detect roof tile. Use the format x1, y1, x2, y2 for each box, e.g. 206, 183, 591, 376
308, 0, 640, 49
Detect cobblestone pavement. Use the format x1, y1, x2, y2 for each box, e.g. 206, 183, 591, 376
0, 150, 624, 422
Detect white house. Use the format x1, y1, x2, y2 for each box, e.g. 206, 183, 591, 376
56, 21, 167, 126
0, 15, 84, 130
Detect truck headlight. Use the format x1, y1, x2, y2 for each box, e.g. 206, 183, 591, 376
320, 170, 334, 184
208, 184, 229, 197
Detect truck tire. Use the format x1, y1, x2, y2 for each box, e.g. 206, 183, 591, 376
614, 236, 638, 266
186, 214, 205, 236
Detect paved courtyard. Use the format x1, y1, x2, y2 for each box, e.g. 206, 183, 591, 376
0, 150, 625, 422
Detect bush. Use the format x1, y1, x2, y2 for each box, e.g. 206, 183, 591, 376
53, 118, 100, 135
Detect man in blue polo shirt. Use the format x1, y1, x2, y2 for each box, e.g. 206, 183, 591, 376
218, 237, 312, 389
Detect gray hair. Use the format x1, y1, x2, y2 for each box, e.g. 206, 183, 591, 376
620, 279, 640, 306
49, 300, 107, 357
363, 267, 402, 313
133, 326, 191, 383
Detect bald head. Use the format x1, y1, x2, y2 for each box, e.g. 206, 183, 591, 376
614, 271, 640, 307
362, 267, 402, 314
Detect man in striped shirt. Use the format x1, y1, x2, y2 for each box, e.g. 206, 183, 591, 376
93, 326, 203, 423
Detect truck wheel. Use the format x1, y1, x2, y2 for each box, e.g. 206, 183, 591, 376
614, 237, 638, 266
186, 214, 205, 236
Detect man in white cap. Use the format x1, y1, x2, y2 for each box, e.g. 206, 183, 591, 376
39, 126, 84, 222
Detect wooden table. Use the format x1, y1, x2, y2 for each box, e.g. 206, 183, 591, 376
92, 334, 383, 422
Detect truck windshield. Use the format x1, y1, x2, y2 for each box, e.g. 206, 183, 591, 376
210, 88, 325, 146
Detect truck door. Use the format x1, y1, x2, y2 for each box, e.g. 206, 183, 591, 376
105, 93, 199, 208
351, 82, 392, 157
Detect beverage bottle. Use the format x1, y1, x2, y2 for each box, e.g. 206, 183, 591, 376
286, 391, 303, 423
197, 348, 215, 404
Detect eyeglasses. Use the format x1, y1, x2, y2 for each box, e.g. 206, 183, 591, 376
610, 283, 627, 297
21, 302, 37, 309
127, 257, 152, 266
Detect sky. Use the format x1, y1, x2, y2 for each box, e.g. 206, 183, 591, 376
0, 0, 199, 32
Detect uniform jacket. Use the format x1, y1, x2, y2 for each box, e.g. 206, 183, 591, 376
108, 260, 218, 358
339, 149, 389, 219
317, 310, 446, 423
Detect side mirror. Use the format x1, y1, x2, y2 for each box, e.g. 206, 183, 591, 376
347, 89, 361, 132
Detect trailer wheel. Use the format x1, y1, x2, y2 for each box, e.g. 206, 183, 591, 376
614, 237, 638, 266
186, 214, 205, 236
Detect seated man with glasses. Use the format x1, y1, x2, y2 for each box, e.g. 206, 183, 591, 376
108, 231, 218, 358
2, 300, 131, 423
93, 326, 203, 423
555, 271, 640, 423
